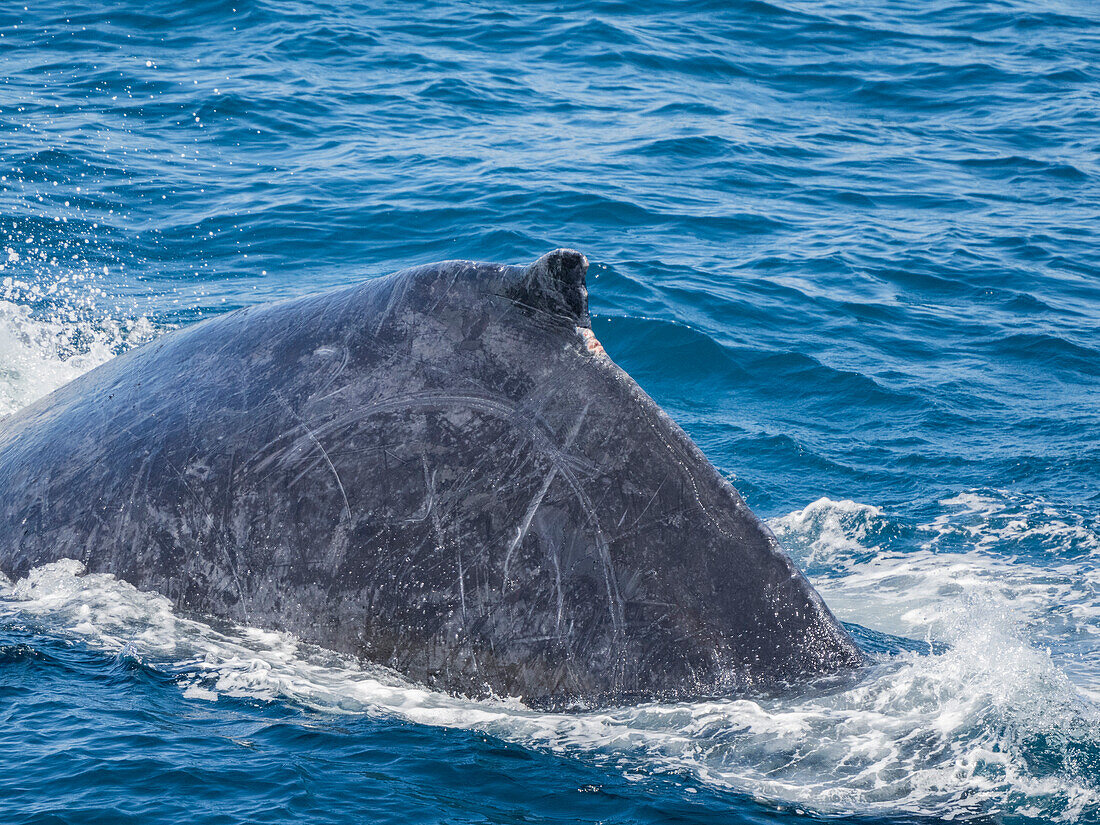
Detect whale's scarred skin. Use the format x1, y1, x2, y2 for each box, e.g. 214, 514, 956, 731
0, 251, 863, 708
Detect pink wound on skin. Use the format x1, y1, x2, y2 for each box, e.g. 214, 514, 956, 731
579, 327, 605, 356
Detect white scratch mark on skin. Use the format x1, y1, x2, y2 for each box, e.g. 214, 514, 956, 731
422, 455, 465, 622
619, 475, 667, 531
502, 466, 556, 588
248, 389, 621, 630
114, 421, 249, 618
502, 403, 590, 589
427, 264, 464, 315
555, 463, 623, 635
373, 277, 404, 334
420, 455, 437, 523
549, 539, 564, 635
313, 344, 350, 397
456, 544, 467, 622
275, 393, 352, 520
245, 391, 599, 479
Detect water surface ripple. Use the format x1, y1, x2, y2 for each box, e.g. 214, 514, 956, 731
1, 1, 1099, 823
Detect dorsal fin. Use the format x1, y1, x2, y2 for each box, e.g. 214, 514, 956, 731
512, 249, 590, 327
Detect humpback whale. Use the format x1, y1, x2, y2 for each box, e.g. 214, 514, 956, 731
0, 250, 862, 708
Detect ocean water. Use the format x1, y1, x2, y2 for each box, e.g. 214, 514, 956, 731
1, 0, 1099, 822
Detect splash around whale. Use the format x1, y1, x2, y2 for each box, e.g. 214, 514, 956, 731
0, 250, 862, 709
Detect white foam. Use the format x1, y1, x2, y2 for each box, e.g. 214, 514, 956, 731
923, 491, 1100, 558
770, 496, 1100, 668
2, 555, 1097, 822
0, 297, 152, 417
770, 496, 887, 568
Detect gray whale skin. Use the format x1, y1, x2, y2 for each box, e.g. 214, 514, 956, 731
0, 250, 862, 708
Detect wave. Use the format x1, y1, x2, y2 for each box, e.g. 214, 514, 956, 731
772, 496, 1100, 681
0, 299, 151, 417
3, 489, 1099, 822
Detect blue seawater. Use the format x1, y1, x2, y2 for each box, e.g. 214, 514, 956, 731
2, 1, 1099, 822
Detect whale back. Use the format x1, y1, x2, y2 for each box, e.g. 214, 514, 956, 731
0, 251, 862, 707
